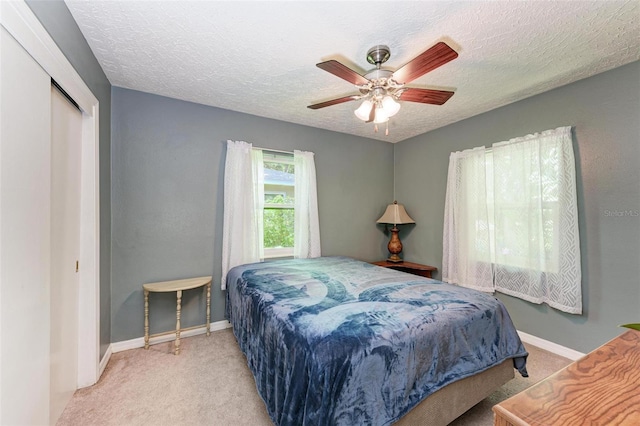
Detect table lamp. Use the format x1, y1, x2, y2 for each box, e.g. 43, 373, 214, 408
376, 201, 415, 262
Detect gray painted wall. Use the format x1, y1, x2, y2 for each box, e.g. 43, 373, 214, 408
26, 0, 112, 358
394, 61, 640, 354
111, 88, 393, 342
23, 0, 640, 354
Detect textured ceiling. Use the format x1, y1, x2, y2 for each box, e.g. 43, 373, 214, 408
65, 1, 640, 143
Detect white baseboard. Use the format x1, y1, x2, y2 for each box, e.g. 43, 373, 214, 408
99, 345, 112, 377
111, 319, 232, 353
517, 330, 585, 361
77, 344, 112, 389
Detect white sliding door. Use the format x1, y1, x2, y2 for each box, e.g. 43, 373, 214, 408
0, 27, 52, 425
50, 85, 82, 423
1, 1, 102, 423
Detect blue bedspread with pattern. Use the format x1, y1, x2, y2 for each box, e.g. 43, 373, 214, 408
225, 256, 527, 426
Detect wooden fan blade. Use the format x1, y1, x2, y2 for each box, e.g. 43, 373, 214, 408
398, 88, 455, 105
307, 95, 358, 110
316, 60, 370, 86
392, 42, 458, 84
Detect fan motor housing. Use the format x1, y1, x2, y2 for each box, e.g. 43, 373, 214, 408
364, 69, 393, 81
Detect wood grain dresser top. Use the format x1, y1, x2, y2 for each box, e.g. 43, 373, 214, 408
493, 329, 640, 426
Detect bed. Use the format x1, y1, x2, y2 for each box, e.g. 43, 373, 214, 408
225, 256, 528, 425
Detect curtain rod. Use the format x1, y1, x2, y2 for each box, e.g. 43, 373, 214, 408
253, 146, 293, 155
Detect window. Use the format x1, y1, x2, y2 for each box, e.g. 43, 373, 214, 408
484, 152, 560, 273
443, 127, 581, 314
221, 141, 320, 290
263, 153, 295, 258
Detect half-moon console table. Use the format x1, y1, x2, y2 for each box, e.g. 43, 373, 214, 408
143, 276, 212, 355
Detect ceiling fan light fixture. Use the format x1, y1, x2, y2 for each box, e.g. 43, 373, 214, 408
354, 99, 373, 121
382, 95, 400, 117
373, 105, 390, 124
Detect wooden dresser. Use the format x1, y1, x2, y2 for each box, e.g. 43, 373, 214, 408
493, 329, 640, 425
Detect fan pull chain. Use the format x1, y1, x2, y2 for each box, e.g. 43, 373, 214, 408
373, 123, 390, 135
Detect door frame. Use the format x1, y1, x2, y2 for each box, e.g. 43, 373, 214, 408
0, 1, 101, 388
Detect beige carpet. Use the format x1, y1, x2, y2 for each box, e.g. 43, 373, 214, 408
57, 329, 572, 426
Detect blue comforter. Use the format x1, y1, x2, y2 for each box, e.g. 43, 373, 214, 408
225, 256, 527, 425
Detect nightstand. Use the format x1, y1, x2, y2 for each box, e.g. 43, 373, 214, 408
372, 260, 437, 278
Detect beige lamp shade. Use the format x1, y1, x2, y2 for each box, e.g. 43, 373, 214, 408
376, 201, 415, 225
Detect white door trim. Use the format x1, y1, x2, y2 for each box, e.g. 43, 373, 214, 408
0, 0, 101, 388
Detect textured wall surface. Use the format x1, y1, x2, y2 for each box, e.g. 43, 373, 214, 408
111, 88, 393, 342
395, 61, 640, 354
26, 0, 113, 358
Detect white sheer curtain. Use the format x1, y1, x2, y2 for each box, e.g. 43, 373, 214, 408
442, 147, 494, 292
491, 127, 581, 313
293, 150, 321, 258
220, 141, 264, 290
442, 127, 582, 314
252, 148, 265, 260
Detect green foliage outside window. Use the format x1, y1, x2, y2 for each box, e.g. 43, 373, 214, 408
263, 160, 295, 249
264, 161, 294, 175
264, 195, 294, 249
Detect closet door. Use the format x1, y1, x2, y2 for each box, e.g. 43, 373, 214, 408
0, 27, 52, 424
50, 84, 82, 423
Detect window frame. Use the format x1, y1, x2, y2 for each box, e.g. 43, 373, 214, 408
262, 153, 295, 259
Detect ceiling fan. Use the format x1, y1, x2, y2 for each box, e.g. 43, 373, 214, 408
308, 42, 458, 134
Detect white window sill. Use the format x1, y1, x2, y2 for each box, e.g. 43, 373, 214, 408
264, 247, 294, 259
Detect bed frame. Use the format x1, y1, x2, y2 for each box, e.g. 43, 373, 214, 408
395, 359, 514, 425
